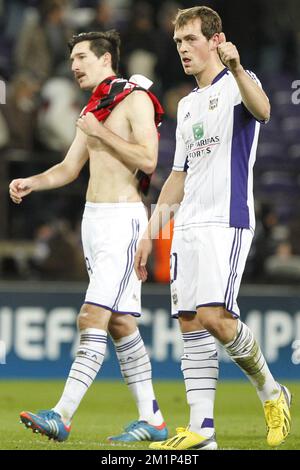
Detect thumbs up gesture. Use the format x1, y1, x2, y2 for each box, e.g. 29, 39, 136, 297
217, 32, 243, 75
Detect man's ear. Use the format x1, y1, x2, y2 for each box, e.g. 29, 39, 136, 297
210, 33, 224, 51
103, 51, 112, 67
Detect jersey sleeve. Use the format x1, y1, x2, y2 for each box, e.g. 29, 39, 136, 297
230, 70, 269, 123
245, 70, 263, 87
172, 100, 188, 172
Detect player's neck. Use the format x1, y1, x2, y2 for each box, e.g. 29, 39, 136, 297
92, 70, 116, 92
195, 59, 225, 89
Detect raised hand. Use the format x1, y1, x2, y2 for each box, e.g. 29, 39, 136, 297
76, 112, 102, 138
217, 32, 242, 74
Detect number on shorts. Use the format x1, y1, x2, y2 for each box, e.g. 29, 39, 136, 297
85, 257, 93, 275
170, 252, 177, 284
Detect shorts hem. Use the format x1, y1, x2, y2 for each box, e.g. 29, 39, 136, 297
172, 303, 240, 319
172, 310, 196, 319
84, 201, 144, 210
196, 302, 226, 309
226, 309, 240, 319
84, 301, 141, 317
196, 302, 240, 318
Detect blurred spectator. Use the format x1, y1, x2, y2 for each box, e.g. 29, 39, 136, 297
0, 112, 9, 149
2, 0, 36, 42
288, 217, 300, 256
15, 0, 73, 82
0, 0, 25, 78
0, 72, 40, 151
215, 0, 264, 71
37, 77, 82, 152
156, 83, 193, 175
121, 2, 159, 82
30, 219, 86, 280
265, 241, 300, 282
258, 0, 300, 75
82, 0, 116, 32
155, 1, 193, 91
241, 203, 276, 282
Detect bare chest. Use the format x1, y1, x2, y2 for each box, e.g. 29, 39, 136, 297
87, 99, 132, 152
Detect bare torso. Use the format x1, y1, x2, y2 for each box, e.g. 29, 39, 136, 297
85, 98, 141, 203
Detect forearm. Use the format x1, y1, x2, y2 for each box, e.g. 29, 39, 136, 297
233, 67, 270, 121
95, 126, 156, 174
145, 172, 185, 239
29, 162, 77, 191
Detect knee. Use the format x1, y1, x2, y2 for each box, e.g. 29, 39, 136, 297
198, 308, 236, 342
197, 309, 222, 337
179, 313, 198, 331
200, 317, 221, 337
78, 304, 110, 331
109, 314, 136, 340
78, 309, 91, 330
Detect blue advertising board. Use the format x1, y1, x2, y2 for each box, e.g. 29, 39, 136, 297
0, 282, 299, 380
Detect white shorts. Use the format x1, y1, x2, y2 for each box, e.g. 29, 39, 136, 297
170, 226, 253, 318
82, 202, 148, 317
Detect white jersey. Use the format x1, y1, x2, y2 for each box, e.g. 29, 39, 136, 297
173, 68, 264, 233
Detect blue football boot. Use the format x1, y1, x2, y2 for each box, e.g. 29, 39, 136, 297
20, 410, 71, 442
108, 420, 168, 442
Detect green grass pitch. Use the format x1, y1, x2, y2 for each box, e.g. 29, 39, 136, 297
0, 380, 299, 450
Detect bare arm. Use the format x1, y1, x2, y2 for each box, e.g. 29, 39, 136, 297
218, 33, 270, 122
232, 68, 270, 122
77, 91, 158, 174
9, 128, 88, 204
134, 170, 186, 281
145, 170, 186, 239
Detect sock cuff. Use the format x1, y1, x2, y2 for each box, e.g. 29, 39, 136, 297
115, 336, 143, 355
224, 321, 255, 357
113, 329, 141, 348
224, 319, 243, 348
80, 328, 107, 345
182, 330, 211, 342
80, 328, 107, 337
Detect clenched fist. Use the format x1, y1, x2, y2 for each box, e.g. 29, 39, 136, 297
217, 32, 243, 75
76, 112, 102, 138
9, 178, 35, 204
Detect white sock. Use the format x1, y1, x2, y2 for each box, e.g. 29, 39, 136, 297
224, 320, 280, 403
182, 330, 218, 438
113, 329, 164, 427
53, 328, 107, 422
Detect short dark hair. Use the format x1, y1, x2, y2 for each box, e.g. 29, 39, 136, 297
68, 30, 121, 73
173, 6, 222, 40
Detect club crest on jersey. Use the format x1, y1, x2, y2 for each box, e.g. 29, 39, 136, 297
209, 97, 219, 110
192, 122, 204, 140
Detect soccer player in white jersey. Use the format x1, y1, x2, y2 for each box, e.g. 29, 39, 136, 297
9, 30, 168, 443
135, 6, 292, 450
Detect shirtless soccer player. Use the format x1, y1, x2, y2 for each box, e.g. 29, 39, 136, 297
10, 30, 168, 443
